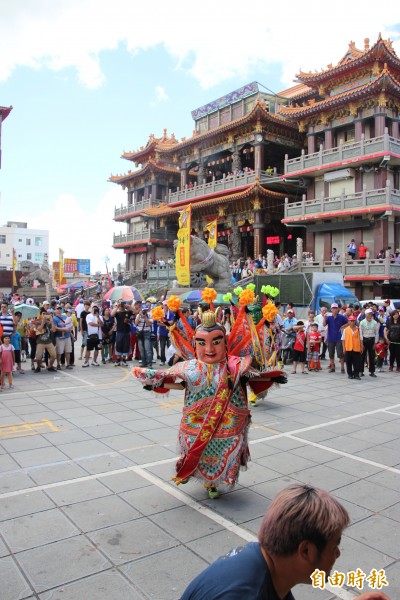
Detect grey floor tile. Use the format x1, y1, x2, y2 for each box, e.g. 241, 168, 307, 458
0, 435, 51, 453
63, 494, 141, 531
0, 471, 37, 494
0, 555, 34, 600
346, 515, 400, 559
38, 569, 147, 600
261, 451, 318, 476
12, 447, 69, 469
0, 535, 10, 557
121, 483, 184, 516
335, 534, 395, 575
67, 415, 114, 428
46, 478, 113, 506
0, 507, 79, 552
335, 480, 400, 512
100, 470, 153, 494
28, 461, 89, 485
0, 491, 55, 521
354, 445, 400, 467
81, 423, 132, 438
0, 453, 20, 473
383, 562, 400, 600
88, 517, 178, 565
16, 536, 112, 593
290, 464, 357, 491
122, 545, 207, 600
77, 453, 134, 474
150, 505, 224, 543
101, 432, 151, 452
202, 487, 270, 524
381, 502, 400, 523
186, 529, 250, 563
58, 439, 114, 460
327, 457, 381, 478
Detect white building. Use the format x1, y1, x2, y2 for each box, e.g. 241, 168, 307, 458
0, 221, 49, 271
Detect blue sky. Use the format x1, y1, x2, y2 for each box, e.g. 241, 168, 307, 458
0, 1, 399, 272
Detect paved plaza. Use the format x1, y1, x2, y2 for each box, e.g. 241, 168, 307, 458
0, 359, 399, 600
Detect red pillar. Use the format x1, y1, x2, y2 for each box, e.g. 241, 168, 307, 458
374, 219, 389, 256
324, 232, 332, 261
306, 230, 315, 256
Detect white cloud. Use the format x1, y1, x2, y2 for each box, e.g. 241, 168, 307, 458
154, 85, 168, 104
0, 1, 399, 90
23, 186, 126, 274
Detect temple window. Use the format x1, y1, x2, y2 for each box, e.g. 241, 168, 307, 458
336, 127, 355, 145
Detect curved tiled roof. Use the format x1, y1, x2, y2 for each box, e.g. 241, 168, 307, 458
296, 36, 400, 85
109, 158, 180, 184
156, 100, 299, 154
122, 130, 179, 162
140, 182, 287, 218
279, 64, 400, 119
0, 105, 13, 121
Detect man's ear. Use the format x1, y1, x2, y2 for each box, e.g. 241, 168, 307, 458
298, 540, 319, 565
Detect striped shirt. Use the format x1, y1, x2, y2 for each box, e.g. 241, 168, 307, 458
0, 312, 14, 336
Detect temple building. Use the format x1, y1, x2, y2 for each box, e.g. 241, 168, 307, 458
111, 35, 400, 297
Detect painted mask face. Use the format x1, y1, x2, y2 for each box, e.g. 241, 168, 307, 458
194, 328, 226, 364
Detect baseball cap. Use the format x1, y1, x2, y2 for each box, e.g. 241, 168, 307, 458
378, 306, 385, 311
287, 309, 293, 313
142, 303, 149, 310
79, 299, 84, 303
162, 300, 168, 305
66, 307, 72, 313
365, 308, 373, 314
331, 303, 339, 308
348, 315, 356, 321
43, 300, 50, 306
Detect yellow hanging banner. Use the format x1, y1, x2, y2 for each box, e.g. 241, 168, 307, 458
175, 205, 192, 286
59, 248, 64, 286
205, 219, 218, 283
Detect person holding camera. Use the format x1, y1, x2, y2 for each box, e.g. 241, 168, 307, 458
111, 300, 133, 366
33, 309, 57, 373
134, 303, 153, 368
83, 304, 103, 367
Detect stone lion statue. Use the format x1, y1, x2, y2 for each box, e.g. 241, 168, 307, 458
20, 262, 51, 287
174, 236, 231, 291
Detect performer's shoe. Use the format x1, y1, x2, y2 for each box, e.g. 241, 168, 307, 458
207, 486, 219, 499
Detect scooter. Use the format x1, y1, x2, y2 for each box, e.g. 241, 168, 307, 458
281, 331, 295, 365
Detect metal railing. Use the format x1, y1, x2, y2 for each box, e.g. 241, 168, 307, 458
284, 184, 400, 219
285, 132, 400, 174
113, 230, 176, 245
114, 199, 161, 218
292, 257, 400, 278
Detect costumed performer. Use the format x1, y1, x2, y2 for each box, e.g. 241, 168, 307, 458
132, 288, 286, 499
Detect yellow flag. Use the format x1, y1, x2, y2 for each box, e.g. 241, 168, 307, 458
175, 205, 191, 286
12, 248, 17, 288
59, 248, 64, 285
205, 219, 218, 283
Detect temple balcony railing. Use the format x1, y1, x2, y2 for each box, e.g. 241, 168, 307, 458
284, 184, 400, 220
166, 169, 279, 204
114, 198, 162, 219
296, 257, 400, 279
284, 132, 400, 175
147, 265, 176, 281
113, 230, 176, 245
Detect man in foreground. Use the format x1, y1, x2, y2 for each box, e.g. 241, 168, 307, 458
180, 484, 388, 600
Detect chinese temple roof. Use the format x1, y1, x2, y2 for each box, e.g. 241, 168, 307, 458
278, 82, 313, 100
296, 35, 400, 86
279, 64, 400, 119
0, 105, 13, 121
109, 158, 180, 184
122, 129, 179, 163
140, 182, 286, 218
156, 100, 299, 154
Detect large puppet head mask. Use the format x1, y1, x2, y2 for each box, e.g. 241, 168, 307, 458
194, 310, 227, 364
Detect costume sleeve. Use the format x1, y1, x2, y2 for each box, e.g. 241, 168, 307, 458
131, 361, 191, 393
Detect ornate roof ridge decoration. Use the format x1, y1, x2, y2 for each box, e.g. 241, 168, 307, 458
122, 129, 179, 162
156, 100, 299, 154
109, 157, 180, 184
0, 105, 13, 121
279, 63, 400, 118
277, 82, 314, 101
140, 182, 287, 218
295, 35, 400, 86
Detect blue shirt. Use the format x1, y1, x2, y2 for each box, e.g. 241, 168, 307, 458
325, 313, 348, 343
10, 331, 21, 351
181, 542, 295, 600
53, 315, 70, 338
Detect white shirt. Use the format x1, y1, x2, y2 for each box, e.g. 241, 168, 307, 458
86, 313, 103, 339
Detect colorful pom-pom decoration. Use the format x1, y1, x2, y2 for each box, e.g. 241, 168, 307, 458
239, 288, 255, 306
262, 302, 279, 321
166, 295, 182, 312
151, 306, 164, 321
246, 283, 256, 291
233, 286, 243, 296
201, 287, 218, 303
222, 293, 232, 303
